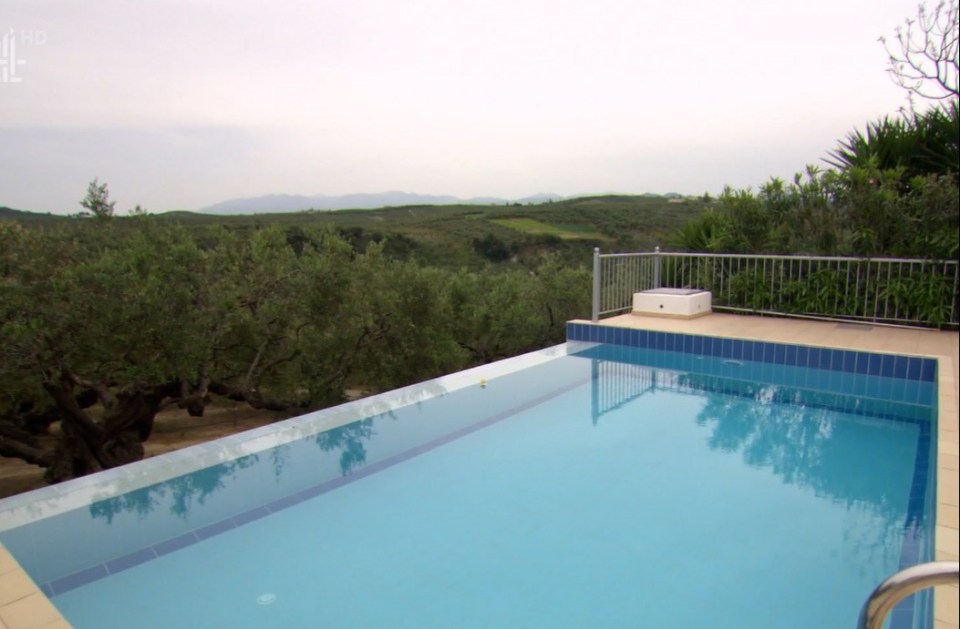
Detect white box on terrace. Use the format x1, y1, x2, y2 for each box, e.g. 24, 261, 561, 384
632, 288, 712, 319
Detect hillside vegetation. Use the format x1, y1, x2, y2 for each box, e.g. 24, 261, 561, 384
0, 194, 704, 483
161, 195, 705, 267
4, 195, 706, 267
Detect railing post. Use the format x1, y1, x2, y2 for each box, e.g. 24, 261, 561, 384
951, 259, 960, 326
591, 247, 601, 322
653, 246, 662, 288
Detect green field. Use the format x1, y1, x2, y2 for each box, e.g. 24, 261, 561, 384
491, 217, 613, 241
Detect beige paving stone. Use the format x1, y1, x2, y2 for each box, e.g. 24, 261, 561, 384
0, 572, 35, 606
941, 505, 960, 529
936, 547, 960, 561
936, 526, 959, 557
941, 395, 959, 414
937, 483, 957, 507
0, 593, 63, 629
942, 445, 960, 468
942, 454, 959, 472
0, 547, 19, 577
935, 584, 959, 627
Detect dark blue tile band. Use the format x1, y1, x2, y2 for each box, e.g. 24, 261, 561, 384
104, 547, 156, 574
567, 322, 938, 383
153, 532, 199, 557
49, 564, 108, 596
890, 420, 933, 629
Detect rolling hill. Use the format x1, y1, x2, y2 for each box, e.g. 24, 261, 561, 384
1, 195, 708, 268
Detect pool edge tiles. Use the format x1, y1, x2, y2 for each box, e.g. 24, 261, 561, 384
566, 321, 938, 383
575, 342, 934, 422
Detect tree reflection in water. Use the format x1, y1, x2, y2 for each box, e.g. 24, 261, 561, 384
591, 360, 929, 516
91, 454, 262, 522
315, 418, 376, 475
590, 358, 931, 571
89, 418, 380, 523
680, 370, 930, 572
679, 370, 927, 516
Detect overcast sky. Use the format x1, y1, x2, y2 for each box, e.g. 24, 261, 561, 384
1, 0, 924, 213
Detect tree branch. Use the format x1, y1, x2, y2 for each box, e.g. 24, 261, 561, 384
68, 372, 118, 412
42, 374, 102, 441
882, 1, 959, 101
0, 434, 53, 468
207, 381, 297, 412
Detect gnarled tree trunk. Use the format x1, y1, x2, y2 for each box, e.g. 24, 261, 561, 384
41, 376, 180, 483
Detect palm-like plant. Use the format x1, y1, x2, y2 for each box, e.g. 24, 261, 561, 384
671, 208, 729, 252
826, 102, 959, 183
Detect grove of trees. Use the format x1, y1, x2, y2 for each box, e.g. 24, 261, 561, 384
0, 218, 590, 483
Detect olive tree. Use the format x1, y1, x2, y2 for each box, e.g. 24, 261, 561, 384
0, 206, 594, 486
0, 220, 207, 479
0, 220, 374, 481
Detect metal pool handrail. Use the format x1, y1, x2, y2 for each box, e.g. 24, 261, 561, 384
856, 561, 959, 629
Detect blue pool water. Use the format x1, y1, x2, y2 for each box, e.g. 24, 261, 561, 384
0, 338, 938, 628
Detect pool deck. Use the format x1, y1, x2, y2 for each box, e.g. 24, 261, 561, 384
0, 312, 957, 629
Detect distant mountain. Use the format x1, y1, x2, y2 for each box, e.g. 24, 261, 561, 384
199, 194, 326, 214
197, 191, 564, 215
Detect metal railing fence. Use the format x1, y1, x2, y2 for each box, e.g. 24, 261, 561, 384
591, 248, 960, 329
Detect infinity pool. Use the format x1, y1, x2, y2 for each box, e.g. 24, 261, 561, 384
0, 333, 938, 628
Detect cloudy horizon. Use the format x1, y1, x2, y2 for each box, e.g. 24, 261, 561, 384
1, 0, 927, 214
